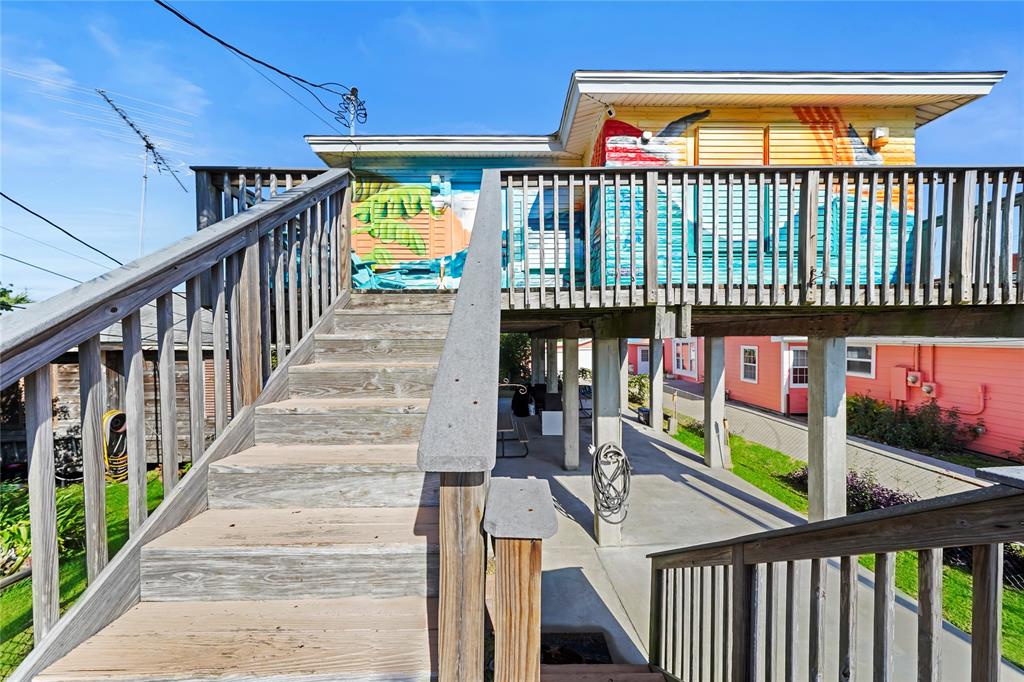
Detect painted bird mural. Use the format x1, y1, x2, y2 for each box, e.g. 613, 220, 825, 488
594, 110, 712, 166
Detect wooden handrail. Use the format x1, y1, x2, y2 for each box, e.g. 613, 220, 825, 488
0, 168, 350, 386
646, 475, 1024, 682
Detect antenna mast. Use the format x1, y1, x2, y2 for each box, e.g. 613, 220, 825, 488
96, 89, 187, 256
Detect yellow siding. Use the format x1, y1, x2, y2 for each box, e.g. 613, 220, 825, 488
696, 125, 766, 165
768, 124, 835, 165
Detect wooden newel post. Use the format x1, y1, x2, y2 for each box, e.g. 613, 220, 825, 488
485, 478, 559, 682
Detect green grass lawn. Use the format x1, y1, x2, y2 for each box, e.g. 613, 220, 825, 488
0, 476, 163, 679
672, 425, 1024, 668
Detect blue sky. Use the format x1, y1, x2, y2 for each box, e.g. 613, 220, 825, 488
2, 1, 1023, 301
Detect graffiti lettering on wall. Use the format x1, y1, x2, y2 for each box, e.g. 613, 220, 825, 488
351, 174, 478, 289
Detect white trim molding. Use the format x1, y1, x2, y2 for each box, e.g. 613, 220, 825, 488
846, 343, 876, 379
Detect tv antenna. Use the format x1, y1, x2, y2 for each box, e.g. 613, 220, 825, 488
96, 89, 188, 257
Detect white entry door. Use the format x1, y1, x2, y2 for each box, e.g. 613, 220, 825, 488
638, 346, 650, 374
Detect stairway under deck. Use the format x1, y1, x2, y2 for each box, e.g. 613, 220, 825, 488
39, 293, 453, 681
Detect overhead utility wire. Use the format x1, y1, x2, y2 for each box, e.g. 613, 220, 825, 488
152, 0, 367, 129
97, 90, 189, 193
0, 225, 112, 269
0, 192, 124, 266
1, 253, 84, 284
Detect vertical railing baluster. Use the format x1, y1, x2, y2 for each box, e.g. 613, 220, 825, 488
675, 567, 684, 676
211, 260, 228, 434
584, 174, 592, 307
787, 171, 797, 305
840, 555, 858, 682
822, 171, 834, 305
320, 197, 331, 311
852, 172, 864, 305
666, 172, 675, 306
771, 172, 781, 306
691, 563, 699, 680
809, 557, 824, 682
873, 552, 895, 682
983, 172, 996, 304
539, 175, 547, 308
897, 171, 909, 305
122, 311, 147, 534
711, 564, 719, 682
554, 173, 562, 307
157, 292, 178, 497
186, 276, 205, 465
785, 560, 796, 682
838, 172, 850, 305
741, 172, 750, 304
288, 218, 300, 346
917, 548, 942, 682
1002, 170, 1019, 303
970, 543, 1003, 682
723, 564, 731, 682
258, 233, 272, 384
731, 548, 761, 682
79, 334, 107, 582
613, 172, 622, 306
26, 365, 59, 643
712, 172, 720, 305
301, 206, 312, 333
911, 172, 924, 305
756, 172, 764, 306
629, 172, 637, 306
924, 173, 938, 305
682, 172, 691, 305
881, 171, 893, 305
650, 565, 664, 669
866, 171, 878, 305
274, 226, 287, 362
568, 173, 577, 308
696, 173, 705, 305
504, 177, 515, 309
726, 172, 735, 305
765, 562, 775, 681
941, 171, 955, 304
644, 171, 659, 305
523, 175, 532, 309
798, 170, 820, 305
310, 202, 322, 320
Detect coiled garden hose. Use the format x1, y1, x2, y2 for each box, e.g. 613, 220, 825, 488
590, 441, 632, 523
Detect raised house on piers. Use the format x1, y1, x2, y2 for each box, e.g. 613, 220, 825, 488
307, 69, 1018, 521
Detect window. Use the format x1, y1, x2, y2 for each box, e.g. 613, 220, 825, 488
639, 348, 649, 363
674, 339, 698, 378
740, 346, 758, 383
847, 345, 875, 378
790, 347, 808, 387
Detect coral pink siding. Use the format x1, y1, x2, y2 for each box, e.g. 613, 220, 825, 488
724, 337, 784, 413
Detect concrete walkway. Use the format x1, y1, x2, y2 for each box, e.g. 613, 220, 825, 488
494, 413, 1024, 680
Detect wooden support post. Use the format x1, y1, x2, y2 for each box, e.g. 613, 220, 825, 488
731, 546, 759, 682
186, 277, 205, 465
25, 366, 59, 643
950, 170, 979, 304
530, 337, 545, 386
593, 335, 624, 545
562, 337, 580, 470
648, 309, 664, 432
494, 539, 543, 682
619, 338, 629, 413
156, 293, 178, 497
971, 543, 1003, 682
703, 337, 731, 468
122, 312, 147, 535
79, 335, 108, 582
644, 170, 660, 304
545, 338, 558, 393
798, 170, 820, 305
438, 472, 487, 682
807, 336, 847, 521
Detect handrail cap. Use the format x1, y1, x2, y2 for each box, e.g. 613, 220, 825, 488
484, 478, 559, 540
977, 466, 1024, 489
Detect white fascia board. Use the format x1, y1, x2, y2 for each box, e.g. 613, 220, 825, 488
305, 135, 567, 156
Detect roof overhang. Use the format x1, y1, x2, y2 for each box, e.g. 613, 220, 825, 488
307, 70, 1006, 164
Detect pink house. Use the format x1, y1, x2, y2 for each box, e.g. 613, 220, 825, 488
627, 337, 1024, 459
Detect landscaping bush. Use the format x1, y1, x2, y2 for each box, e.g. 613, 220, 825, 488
846, 394, 982, 455
498, 333, 531, 384
627, 374, 649, 406
1, 481, 88, 577
677, 416, 705, 440
783, 467, 918, 513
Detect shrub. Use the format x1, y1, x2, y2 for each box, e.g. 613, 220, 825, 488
677, 416, 705, 439
498, 333, 531, 384
846, 395, 982, 455
578, 367, 592, 382
784, 467, 918, 514
1, 481, 87, 576
627, 374, 649, 405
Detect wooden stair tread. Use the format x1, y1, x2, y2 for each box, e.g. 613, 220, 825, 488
39, 598, 437, 681
212, 443, 421, 471
146, 507, 439, 549
540, 665, 652, 673
291, 360, 439, 369
256, 397, 431, 414
541, 675, 662, 681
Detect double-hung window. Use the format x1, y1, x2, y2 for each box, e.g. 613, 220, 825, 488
740, 346, 758, 383
790, 347, 808, 387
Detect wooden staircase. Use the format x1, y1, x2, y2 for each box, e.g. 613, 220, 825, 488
540, 664, 664, 681
39, 293, 454, 681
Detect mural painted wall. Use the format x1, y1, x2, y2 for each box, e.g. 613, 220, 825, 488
349, 172, 479, 289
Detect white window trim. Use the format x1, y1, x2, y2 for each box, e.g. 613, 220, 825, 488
846, 343, 876, 379
790, 346, 809, 388
740, 345, 758, 384
674, 339, 699, 379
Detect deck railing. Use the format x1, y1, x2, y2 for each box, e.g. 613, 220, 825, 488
647, 474, 1024, 682
501, 166, 1023, 309
1, 167, 352, 679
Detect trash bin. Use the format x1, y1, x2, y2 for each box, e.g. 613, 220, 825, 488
637, 407, 650, 426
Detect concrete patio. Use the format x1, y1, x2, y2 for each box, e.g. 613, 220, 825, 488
493, 411, 1024, 680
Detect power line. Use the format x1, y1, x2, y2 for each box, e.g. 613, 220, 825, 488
0, 225, 112, 269
0, 192, 124, 266
1, 253, 84, 284
153, 0, 366, 130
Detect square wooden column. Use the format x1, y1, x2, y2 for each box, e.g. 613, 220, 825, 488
545, 339, 559, 393
593, 337, 622, 449
530, 337, 545, 385
619, 338, 629, 412
562, 337, 580, 471
703, 336, 732, 468
648, 337, 664, 432
807, 336, 847, 521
